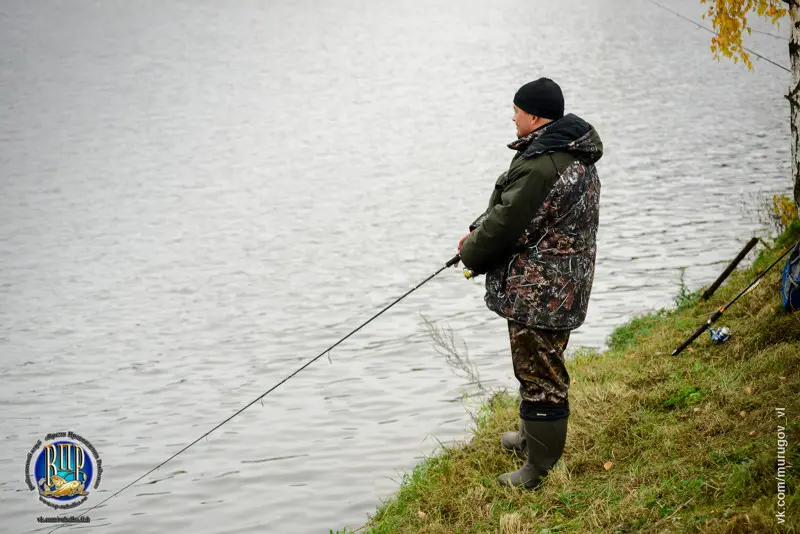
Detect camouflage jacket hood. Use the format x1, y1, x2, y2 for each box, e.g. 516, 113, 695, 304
459, 113, 603, 330
508, 113, 603, 164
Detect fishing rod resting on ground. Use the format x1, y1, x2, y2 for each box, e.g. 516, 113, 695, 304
672, 240, 798, 356
700, 237, 759, 301
47, 253, 473, 532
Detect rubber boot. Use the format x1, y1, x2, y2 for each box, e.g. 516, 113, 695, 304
500, 419, 526, 456
497, 416, 568, 489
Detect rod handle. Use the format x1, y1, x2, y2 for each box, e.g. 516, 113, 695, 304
672, 308, 724, 356
672, 322, 709, 356
445, 255, 461, 268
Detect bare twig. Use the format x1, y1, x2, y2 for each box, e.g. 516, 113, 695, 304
419, 313, 486, 394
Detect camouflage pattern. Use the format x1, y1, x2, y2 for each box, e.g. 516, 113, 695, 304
484, 114, 602, 330
508, 320, 571, 405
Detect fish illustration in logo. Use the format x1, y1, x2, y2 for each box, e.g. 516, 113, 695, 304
38, 474, 89, 498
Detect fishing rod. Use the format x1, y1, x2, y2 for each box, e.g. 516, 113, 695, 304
47, 253, 473, 532
648, 0, 790, 73
672, 241, 798, 356
700, 237, 759, 301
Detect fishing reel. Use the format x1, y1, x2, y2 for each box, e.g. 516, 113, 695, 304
707, 325, 732, 344
446, 254, 475, 279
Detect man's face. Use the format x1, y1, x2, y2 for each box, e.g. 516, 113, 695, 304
512, 105, 538, 138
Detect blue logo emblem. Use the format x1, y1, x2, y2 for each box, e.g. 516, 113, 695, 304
26, 432, 103, 510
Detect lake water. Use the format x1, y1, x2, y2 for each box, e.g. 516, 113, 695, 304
0, 0, 792, 532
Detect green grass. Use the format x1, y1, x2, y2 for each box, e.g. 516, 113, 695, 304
333, 220, 800, 533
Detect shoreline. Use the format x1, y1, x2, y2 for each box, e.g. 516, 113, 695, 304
336, 218, 799, 533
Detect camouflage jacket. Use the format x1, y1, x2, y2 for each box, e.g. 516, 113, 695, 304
458, 113, 603, 330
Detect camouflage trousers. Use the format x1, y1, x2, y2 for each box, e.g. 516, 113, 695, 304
507, 320, 571, 420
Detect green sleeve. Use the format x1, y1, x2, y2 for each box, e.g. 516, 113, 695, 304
459, 157, 557, 274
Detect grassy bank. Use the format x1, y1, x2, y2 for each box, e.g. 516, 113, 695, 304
338, 220, 800, 533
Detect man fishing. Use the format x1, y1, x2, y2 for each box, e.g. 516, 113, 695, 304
456, 77, 603, 489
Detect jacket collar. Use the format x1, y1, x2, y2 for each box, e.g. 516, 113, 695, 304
507, 120, 559, 152
505, 113, 602, 163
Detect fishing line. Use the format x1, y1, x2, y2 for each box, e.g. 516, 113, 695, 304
648, 0, 790, 73
47, 254, 464, 532
750, 27, 790, 41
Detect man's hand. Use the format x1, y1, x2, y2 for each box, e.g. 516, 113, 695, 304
453, 230, 474, 267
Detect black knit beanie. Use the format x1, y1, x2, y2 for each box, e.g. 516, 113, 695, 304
513, 78, 564, 120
